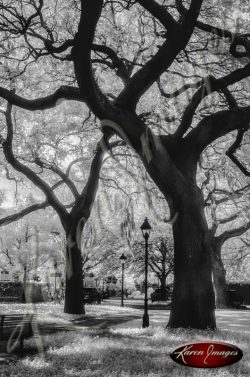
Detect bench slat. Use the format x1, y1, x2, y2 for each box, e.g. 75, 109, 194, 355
0, 313, 37, 354
1, 320, 32, 323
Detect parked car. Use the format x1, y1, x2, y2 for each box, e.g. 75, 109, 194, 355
101, 290, 110, 299
116, 289, 129, 298
83, 288, 102, 304
151, 288, 171, 302
227, 289, 244, 309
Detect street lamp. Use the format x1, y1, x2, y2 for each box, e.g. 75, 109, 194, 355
54, 261, 58, 296
140, 217, 152, 328
22, 264, 27, 303
119, 253, 127, 307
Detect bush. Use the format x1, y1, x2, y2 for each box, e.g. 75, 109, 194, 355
0, 281, 23, 301
24, 282, 49, 303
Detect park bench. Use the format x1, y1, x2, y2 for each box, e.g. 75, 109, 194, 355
0, 313, 37, 355
0, 296, 21, 303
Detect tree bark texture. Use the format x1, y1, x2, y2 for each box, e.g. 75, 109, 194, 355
160, 274, 168, 298
135, 136, 217, 329
168, 194, 216, 329
63, 144, 103, 314
64, 225, 84, 315
212, 245, 229, 308
211, 223, 250, 309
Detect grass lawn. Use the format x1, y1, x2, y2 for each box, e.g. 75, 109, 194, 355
0, 303, 249, 377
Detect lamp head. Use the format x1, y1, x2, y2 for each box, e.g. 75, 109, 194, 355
119, 252, 127, 265
140, 217, 152, 239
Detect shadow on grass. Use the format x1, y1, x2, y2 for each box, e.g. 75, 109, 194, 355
1, 309, 250, 377
2, 326, 248, 377
0, 312, 142, 360
38, 312, 142, 334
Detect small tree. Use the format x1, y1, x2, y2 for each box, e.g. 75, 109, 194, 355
223, 236, 250, 285
132, 236, 174, 296
203, 171, 250, 308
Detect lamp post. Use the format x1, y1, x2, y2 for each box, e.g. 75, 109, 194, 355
119, 253, 127, 307
54, 261, 58, 295
22, 264, 27, 303
140, 218, 152, 328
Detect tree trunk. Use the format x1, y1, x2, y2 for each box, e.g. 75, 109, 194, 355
168, 192, 216, 329
134, 135, 217, 329
64, 225, 84, 314
21, 266, 27, 303
160, 275, 167, 298
212, 245, 229, 308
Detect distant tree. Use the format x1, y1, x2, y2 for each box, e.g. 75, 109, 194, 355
202, 165, 250, 308
81, 222, 124, 275
131, 236, 174, 296
224, 236, 250, 284
0, 222, 56, 300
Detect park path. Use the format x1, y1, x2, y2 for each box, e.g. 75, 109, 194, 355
102, 299, 250, 333
110, 308, 250, 333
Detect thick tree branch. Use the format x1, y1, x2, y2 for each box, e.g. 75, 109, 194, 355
175, 0, 185, 15
77, 142, 104, 205
137, 0, 177, 32
1, 103, 69, 228
195, 21, 250, 58
157, 77, 204, 98
72, 0, 110, 118
185, 106, 250, 155
216, 221, 250, 246
205, 184, 250, 207
116, 0, 204, 109
92, 44, 130, 84
33, 156, 80, 200
70, 141, 105, 223
176, 63, 250, 139
226, 128, 250, 177
180, 0, 203, 34
70, 138, 124, 224
218, 214, 239, 226
0, 86, 82, 111
0, 176, 74, 228
221, 87, 238, 109
0, 201, 49, 227
66, 158, 83, 176
43, 39, 74, 54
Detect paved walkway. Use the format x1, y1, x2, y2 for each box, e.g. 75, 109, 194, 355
111, 309, 250, 333
112, 310, 250, 336
102, 299, 250, 332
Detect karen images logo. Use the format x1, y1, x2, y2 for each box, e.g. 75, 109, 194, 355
170, 341, 243, 368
